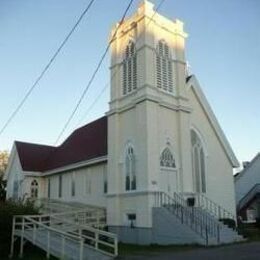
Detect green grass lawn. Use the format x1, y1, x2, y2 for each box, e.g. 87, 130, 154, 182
2, 224, 260, 259
118, 243, 202, 256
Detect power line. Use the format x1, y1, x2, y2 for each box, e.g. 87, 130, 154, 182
76, 82, 109, 127
75, 0, 167, 129
0, 0, 96, 137
54, 0, 135, 145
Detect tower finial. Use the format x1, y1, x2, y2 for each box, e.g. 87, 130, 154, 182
138, 0, 154, 15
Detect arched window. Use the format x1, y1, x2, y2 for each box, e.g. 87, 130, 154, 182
30, 179, 38, 199
123, 40, 137, 95
191, 130, 206, 193
58, 175, 62, 198
156, 40, 174, 93
125, 145, 136, 191
47, 178, 51, 198
160, 147, 176, 168
13, 175, 19, 200
71, 172, 75, 197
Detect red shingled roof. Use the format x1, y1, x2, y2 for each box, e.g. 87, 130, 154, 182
15, 116, 107, 172
15, 142, 55, 172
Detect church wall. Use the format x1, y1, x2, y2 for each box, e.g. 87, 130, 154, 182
145, 100, 183, 193
108, 97, 178, 228
188, 88, 236, 216
107, 101, 151, 227
5, 147, 24, 199
45, 163, 107, 208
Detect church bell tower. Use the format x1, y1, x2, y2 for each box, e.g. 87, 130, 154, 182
106, 0, 191, 229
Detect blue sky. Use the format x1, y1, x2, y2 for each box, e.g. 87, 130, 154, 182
0, 0, 259, 165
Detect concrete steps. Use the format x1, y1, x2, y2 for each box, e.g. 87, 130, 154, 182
154, 205, 244, 245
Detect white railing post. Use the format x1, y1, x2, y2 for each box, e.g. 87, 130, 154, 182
114, 237, 118, 256
61, 236, 65, 259
79, 239, 84, 260
79, 228, 82, 237
97, 211, 100, 227
46, 230, 50, 259
33, 223, 36, 244
19, 217, 25, 258
95, 231, 98, 249
9, 216, 16, 258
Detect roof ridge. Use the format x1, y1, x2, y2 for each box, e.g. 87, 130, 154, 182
235, 153, 260, 181
15, 140, 55, 149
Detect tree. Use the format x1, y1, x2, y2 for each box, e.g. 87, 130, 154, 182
0, 151, 9, 201
0, 150, 9, 177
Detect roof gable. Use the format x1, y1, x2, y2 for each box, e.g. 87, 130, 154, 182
186, 75, 239, 167
15, 141, 55, 172
235, 153, 260, 181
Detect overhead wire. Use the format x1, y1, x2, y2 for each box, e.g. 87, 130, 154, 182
54, 0, 135, 145
0, 0, 96, 137
75, 0, 167, 128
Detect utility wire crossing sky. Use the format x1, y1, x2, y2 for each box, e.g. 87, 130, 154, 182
0, 0, 259, 165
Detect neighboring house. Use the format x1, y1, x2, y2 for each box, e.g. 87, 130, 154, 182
4, 1, 241, 245
235, 153, 260, 222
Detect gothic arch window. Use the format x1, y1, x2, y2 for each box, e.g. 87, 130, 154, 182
30, 179, 38, 199
123, 40, 137, 95
156, 40, 174, 93
125, 144, 136, 191
191, 129, 206, 193
160, 147, 176, 168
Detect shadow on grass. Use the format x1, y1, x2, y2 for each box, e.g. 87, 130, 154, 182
118, 243, 203, 256
0, 241, 57, 260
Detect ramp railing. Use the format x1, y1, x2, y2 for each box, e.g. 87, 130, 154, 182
10, 212, 117, 259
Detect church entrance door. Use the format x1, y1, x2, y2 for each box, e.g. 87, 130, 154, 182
159, 169, 177, 197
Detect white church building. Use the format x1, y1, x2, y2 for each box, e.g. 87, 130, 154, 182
5, 1, 242, 246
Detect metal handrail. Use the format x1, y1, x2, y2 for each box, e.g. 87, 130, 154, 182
10, 213, 118, 259
195, 193, 235, 221
50, 209, 106, 228
154, 191, 221, 245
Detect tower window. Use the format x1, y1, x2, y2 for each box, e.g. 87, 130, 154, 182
125, 145, 136, 191
156, 40, 174, 93
123, 41, 137, 95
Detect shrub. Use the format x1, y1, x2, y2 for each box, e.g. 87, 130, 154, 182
0, 199, 39, 257
219, 218, 236, 230
255, 217, 260, 229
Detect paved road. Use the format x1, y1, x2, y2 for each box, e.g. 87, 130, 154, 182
118, 242, 260, 260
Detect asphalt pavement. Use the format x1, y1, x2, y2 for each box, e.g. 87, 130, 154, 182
117, 242, 260, 260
